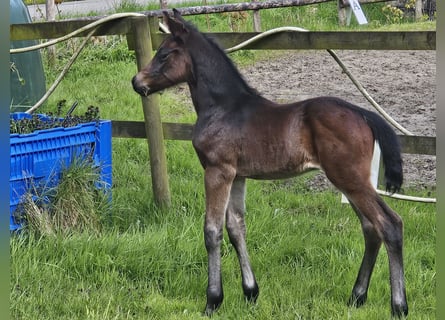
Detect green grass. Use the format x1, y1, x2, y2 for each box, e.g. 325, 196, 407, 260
11, 188, 435, 319
34, 0, 437, 32
11, 5, 435, 320
15, 156, 111, 237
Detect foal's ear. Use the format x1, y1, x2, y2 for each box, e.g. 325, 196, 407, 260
163, 9, 189, 41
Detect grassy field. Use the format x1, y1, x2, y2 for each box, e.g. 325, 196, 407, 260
11, 195, 435, 319
11, 3, 436, 319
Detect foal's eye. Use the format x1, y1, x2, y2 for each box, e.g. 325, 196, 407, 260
160, 52, 171, 62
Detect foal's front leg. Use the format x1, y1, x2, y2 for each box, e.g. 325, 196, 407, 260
203, 165, 235, 316
225, 177, 259, 303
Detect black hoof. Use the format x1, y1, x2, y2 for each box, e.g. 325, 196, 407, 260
391, 303, 408, 318
203, 307, 216, 317
243, 283, 259, 303
203, 290, 223, 317
348, 293, 367, 308
203, 302, 221, 317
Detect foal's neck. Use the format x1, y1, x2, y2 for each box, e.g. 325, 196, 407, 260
186, 34, 259, 115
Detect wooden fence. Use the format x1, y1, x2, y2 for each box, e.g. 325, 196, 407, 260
10, 6, 436, 206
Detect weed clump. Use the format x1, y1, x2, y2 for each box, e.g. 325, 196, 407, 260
14, 157, 111, 236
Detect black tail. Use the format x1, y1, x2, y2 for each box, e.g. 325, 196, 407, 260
337, 98, 403, 193
356, 108, 403, 193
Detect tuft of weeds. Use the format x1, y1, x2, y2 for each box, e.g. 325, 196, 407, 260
15, 156, 111, 237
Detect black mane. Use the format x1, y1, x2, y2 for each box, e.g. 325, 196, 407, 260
183, 20, 261, 98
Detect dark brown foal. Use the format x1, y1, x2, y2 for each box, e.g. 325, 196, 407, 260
132, 9, 408, 317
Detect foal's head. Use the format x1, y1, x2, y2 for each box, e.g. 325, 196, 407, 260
132, 10, 194, 96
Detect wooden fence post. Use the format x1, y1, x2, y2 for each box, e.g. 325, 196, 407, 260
160, 0, 168, 10
415, 0, 423, 20
46, 0, 56, 66
337, 0, 347, 26
251, 0, 262, 32
129, 16, 171, 207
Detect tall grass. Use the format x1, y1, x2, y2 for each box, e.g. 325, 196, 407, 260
10, 6, 435, 320
11, 188, 435, 319
15, 157, 111, 236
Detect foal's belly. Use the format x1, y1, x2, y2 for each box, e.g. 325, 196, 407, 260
236, 153, 321, 180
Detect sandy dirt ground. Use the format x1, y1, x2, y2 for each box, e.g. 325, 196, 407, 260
238, 50, 436, 191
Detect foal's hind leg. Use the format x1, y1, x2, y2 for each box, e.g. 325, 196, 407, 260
225, 177, 259, 302
346, 189, 408, 317
375, 196, 408, 317
347, 202, 382, 308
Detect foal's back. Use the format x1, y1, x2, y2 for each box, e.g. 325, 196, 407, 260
206, 96, 376, 181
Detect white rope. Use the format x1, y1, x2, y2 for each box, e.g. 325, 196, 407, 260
225, 27, 414, 135
25, 27, 98, 114
377, 190, 436, 203
224, 26, 433, 203
10, 13, 145, 114
10, 12, 145, 54
326, 49, 414, 136
225, 26, 309, 53
159, 22, 170, 34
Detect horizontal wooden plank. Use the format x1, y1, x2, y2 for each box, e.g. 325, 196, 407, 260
162, 122, 194, 140
158, 0, 390, 15
10, 16, 137, 41
11, 19, 435, 51
13, 0, 332, 41
11, 0, 339, 40
112, 121, 436, 155
144, 0, 335, 17
398, 135, 435, 156
152, 31, 436, 50
112, 120, 193, 141
338, 0, 389, 7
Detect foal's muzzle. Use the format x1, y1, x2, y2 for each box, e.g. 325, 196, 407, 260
131, 75, 151, 97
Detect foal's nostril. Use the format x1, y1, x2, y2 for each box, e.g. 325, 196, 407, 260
131, 74, 152, 96
131, 76, 142, 93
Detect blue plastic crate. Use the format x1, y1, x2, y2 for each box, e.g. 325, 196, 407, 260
10, 113, 112, 231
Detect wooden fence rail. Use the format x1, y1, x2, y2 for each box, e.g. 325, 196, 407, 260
11, 22, 436, 51
152, 31, 436, 50
111, 120, 436, 156
10, 10, 436, 205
